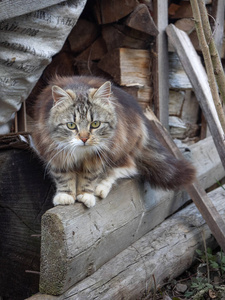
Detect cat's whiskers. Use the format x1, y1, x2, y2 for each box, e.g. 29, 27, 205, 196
45, 141, 75, 172
94, 146, 106, 172
96, 145, 117, 169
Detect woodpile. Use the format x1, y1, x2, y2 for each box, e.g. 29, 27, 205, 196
26, 1, 157, 113
25, 0, 225, 144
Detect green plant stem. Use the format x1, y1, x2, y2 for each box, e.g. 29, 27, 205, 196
190, 0, 225, 132
198, 0, 225, 105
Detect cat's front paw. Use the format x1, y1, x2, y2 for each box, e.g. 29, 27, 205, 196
77, 193, 96, 208
95, 182, 112, 199
53, 192, 75, 206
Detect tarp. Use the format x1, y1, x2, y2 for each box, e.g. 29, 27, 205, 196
0, 0, 87, 134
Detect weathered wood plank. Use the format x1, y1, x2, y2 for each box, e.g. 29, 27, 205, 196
0, 0, 67, 21
38, 135, 225, 295
166, 24, 225, 169
145, 108, 225, 252
29, 184, 225, 300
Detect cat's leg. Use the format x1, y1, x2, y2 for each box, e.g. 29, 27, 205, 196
76, 173, 97, 208
95, 164, 138, 199
50, 168, 76, 205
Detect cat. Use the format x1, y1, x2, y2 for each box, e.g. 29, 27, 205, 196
32, 75, 196, 208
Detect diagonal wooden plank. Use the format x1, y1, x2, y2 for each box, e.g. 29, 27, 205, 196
145, 108, 225, 252
166, 24, 225, 170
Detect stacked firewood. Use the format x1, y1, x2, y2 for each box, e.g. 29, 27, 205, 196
26, 0, 158, 112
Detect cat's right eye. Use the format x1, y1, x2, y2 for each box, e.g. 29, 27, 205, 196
66, 122, 77, 130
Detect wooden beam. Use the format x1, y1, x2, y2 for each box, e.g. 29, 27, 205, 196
166, 24, 225, 169
0, 0, 67, 21
145, 107, 225, 253
152, 0, 169, 129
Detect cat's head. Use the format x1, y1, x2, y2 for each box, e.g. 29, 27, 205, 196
48, 81, 117, 153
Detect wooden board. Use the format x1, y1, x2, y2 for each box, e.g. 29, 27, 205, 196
166, 24, 225, 169
38, 136, 225, 295
152, 0, 169, 128
29, 184, 225, 300
0, 0, 67, 21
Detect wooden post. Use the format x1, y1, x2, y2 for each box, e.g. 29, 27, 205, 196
166, 24, 225, 170
152, 0, 169, 129
145, 108, 225, 253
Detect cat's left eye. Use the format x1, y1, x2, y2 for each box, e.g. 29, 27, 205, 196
90, 121, 101, 129
66, 122, 77, 130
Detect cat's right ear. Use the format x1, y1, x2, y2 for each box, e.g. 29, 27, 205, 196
52, 85, 75, 105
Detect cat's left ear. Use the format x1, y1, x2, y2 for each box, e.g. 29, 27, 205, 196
92, 81, 111, 100
52, 85, 75, 105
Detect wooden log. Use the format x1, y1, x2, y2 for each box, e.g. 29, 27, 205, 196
91, 0, 137, 24
38, 135, 224, 295
124, 3, 158, 36
0, 148, 54, 299
101, 24, 153, 51
98, 48, 151, 87
28, 184, 224, 300
181, 90, 200, 124
169, 90, 185, 116
121, 85, 153, 108
166, 24, 225, 169
68, 19, 100, 54
169, 52, 192, 89
75, 36, 107, 62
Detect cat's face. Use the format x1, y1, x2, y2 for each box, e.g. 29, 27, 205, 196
48, 81, 117, 154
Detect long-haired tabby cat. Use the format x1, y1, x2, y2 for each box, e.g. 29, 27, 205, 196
32, 75, 196, 208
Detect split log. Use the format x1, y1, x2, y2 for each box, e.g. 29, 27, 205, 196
169, 90, 185, 116
98, 48, 151, 87
122, 85, 153, 109
68, 19, 100, 54
181, 90, 200, 124
169, 52, 192, 89
75, 36, 107, 61
91, 0, 137, 24
29, 184, 224, 300
38, 136, 224, 295
101, 24, 153, 51
124, 3, 158, 36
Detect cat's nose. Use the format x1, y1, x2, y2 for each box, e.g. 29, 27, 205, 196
80, 137, 88, 143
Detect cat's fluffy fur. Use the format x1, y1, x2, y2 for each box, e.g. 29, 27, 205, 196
32, 75, 196, 207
